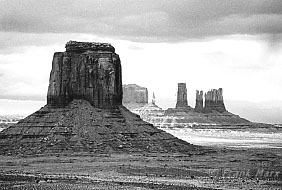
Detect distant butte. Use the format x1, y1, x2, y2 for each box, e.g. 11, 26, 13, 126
122, 84, 148, 110
0, 41, 197, 156
127, 83, 249, 126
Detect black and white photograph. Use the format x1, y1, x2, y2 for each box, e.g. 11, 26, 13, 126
0, 0, 282, 189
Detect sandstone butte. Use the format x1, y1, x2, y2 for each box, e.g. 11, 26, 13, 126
0, 41, 199, 156
122, 84, 148, 110
128, 83, 249, 125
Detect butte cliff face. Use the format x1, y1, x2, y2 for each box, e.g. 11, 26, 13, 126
47, 41, 122, 108
175, 83, 189, 108
122, 84, 148, 104
195, 90, 204, 112
204, 88, 226, 113
0, 41, 196, 155
122, 84, 148, 110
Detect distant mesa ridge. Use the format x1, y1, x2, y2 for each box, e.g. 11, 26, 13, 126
126, 83, 249, 125
174, 83, 226, 113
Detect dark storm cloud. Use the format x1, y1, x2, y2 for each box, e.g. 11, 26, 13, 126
0, 0, 282, 43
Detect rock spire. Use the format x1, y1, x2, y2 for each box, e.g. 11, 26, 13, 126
195, 90, 204, 112
152, 92, 156, 105
176, 83, 188, 108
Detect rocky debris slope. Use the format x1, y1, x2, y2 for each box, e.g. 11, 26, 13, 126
0, 100, 196, 155
0, 41, 197, 155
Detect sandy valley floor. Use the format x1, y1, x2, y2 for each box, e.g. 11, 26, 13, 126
0, 146, 281, 190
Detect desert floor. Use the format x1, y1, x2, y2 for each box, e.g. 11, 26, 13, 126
0, 146, 281, 190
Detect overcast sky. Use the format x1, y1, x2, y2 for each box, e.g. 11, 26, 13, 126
0, 0, 282, 123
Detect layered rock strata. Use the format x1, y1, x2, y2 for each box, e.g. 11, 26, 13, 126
0, 41, 196, 155
204, 88, 226, 113
175, 83, 188, 108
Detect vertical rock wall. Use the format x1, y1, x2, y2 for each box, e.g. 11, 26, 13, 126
122, 84, 148, 104
204, 88, 226, 113
176, 83, 188, 108
195, 90, 204, 112
47, 41, 122, 108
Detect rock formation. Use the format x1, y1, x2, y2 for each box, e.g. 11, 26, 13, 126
128, 85, 248, 127
122, 84, 148, 104
175, 83, 188, 108
195, 90, 204, 112
204, 88, 226, 113
0, 41, 196, 155
132, 92, 165, 126
47, 41, 122, 109
152, 92, 156, 105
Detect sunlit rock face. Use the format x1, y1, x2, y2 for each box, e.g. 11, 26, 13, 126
47, 41, 122, 108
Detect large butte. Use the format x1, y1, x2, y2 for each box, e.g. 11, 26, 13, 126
0, 41, 198, 155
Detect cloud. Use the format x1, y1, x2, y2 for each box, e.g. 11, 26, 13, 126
0, 32, 87, 54
0, 0, 281, 44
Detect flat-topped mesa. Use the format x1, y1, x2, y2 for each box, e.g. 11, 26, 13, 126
47, 41, 122, 108
65, 40, 115, 53
195, 90, 204, 112
175, 83, 189, 108
204, 88, 226, 113
122, 84, 148, 104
